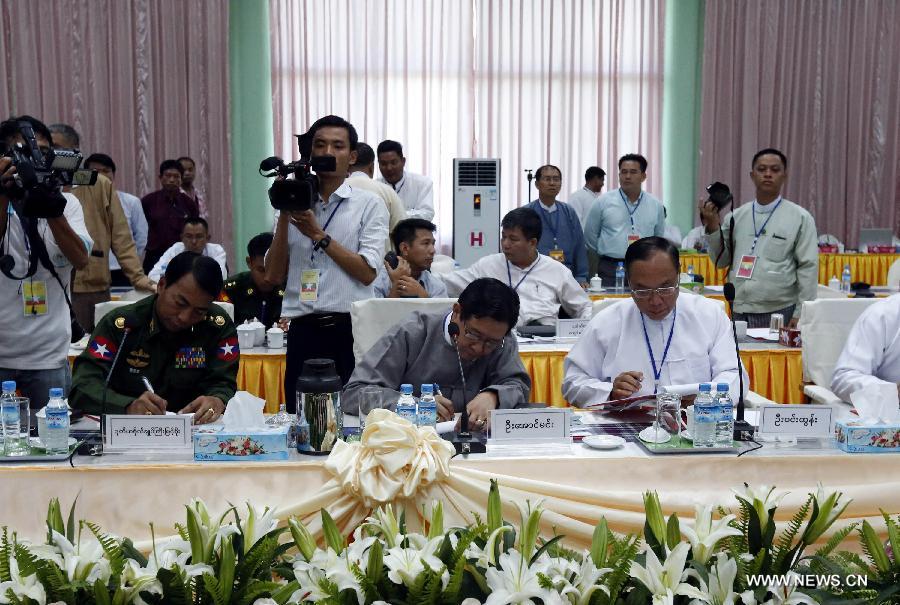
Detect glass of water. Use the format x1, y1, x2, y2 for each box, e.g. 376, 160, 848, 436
358, 386, 383, 435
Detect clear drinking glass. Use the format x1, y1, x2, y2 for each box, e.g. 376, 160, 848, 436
358, 386, 383, 434
655, 392, 683, 446
2, 396, 31, 456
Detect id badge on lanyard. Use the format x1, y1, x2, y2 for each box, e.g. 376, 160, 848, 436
549, 247, 565, 262
23, 281, 48, 316
300, 269, 320, 302
736, 255, 757, 279
627, 231, 641, 246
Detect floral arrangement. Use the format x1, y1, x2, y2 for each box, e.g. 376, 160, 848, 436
217, 437, 267, 456
1, 482, 898, 605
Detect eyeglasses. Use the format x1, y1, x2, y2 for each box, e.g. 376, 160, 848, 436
631, 286, 678, 300
461, 321, 505, 351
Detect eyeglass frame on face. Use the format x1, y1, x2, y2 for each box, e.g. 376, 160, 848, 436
459, 319, 505, 351
630, 284, 678, 300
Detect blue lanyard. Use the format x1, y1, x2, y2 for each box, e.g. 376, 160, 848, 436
309, 198, 345, 262
639, 307, 677, 393
537, 203, 561, 244
618, 189, 643, 228
749, 197, 782, 255
506, 257, 540, 291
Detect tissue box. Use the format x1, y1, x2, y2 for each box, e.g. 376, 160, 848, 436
834, 420, 900, 453
869, 245, 896, 254
193, 425, 290, 461
779, 327, 801, 347
818, 244, 839, 253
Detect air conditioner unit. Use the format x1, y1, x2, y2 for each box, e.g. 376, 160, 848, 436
452, 158, 500, 268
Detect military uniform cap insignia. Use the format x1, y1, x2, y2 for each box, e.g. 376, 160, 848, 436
214, 315, 226, 326
114, 316, 126, 329
246, 288, 254, 295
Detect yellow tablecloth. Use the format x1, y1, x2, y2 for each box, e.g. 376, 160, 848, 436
681, 252, 899, 286
520, 347, 803, 407
819, 253, 899, 286
238, 352, 287, 412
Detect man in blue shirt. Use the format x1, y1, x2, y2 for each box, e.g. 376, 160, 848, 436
526, 164, 588, 285
584, 154, 665, 286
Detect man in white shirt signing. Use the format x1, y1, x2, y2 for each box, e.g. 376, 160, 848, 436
563, 236, 747, 406
377, 139, 434, 221
441, 207, 591, 327
831, 295, 900, 402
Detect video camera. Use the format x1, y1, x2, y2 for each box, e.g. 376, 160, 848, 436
259, 153, 337, 213
0, 120, 97, 218
705, 181, 734, 210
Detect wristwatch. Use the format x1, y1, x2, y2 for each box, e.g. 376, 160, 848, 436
314, 234, 332, 251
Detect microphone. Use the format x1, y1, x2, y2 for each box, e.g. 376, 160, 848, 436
95, 311, 139, 455
447, 321, 486, 455
723, 283, 753, 440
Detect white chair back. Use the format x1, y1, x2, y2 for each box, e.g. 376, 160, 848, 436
94, 300, 235, 327
351, 297, 457, 362
430, 254, 456, 275
798, 298, 881, 387
887, 258, 900, 289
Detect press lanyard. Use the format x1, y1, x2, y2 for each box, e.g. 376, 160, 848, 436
749, 197, 782, 255
310, 198, 345, 262
640, 307, 677, 394
506, 257, 540, 291
618, 188, 643, 228
538, 203, 560, 244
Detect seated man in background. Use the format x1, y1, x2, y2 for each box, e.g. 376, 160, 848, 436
70, 252, 237, 421
83, 153, 149, 287
221, 232, 285, 326
148, 217, 227, 282
374, 218, 447, 298
681, 199, 710, 252
830, 294, 900, 402
342, 278, 530, 428
442, 207, 591, 327
563, 237, 747, 406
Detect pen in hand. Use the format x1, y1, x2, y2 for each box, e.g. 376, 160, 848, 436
141, 376, 155, 394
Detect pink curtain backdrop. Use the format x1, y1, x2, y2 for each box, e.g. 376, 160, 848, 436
269, 0, 665, 251
698, 0, 900, 247
0, 0, 233, 262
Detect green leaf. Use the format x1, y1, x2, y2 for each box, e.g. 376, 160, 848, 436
487, 479, 502, 533
530, 535, 565, 566
270, 580, 300, 604
0, 528, 12, 583
156, 567, 192, 605
185, 503, 206, 564
860, 521, 891, 573
428, 501, 444, 539
882, 511, 900, 568
814, 523, 858, 559
203, 573, 228, 605
236, 528, 285, 588
642, 491, 666, 548
86, 521, 126, 579
366, 538, 383, 585
665, 513, 681, 550
464, 562, 489, 594
46, 498, 65, 544
13, 542, 74, 604
772, 495, 812, 573
217, 534, 236, 605
288, 518, 316, 562
120, 538, 148, 568
93, 577, 113, 605
590, 518, 609, 568
66, 494, 80, 545
321, 509, 347, 554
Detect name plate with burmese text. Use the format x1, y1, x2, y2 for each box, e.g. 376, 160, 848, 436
758, 405, 833, 438
104, 414, 193, 451
488, 408, 571, 443
556, 318, 590, 340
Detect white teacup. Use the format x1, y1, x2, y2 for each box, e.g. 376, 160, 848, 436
735, 320, 748, 339
236, 326, 256, 351
681, 405, 695, 436
590, 276, 603, 290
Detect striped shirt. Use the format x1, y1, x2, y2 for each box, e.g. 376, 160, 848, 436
281, 182, 389, 317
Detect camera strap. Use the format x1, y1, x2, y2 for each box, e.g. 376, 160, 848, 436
0, 211, 40, 280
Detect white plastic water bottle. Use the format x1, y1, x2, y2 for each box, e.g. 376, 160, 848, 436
692, 383, 717, 448
714, 382, 734, 447
44, 387, 70, 454
1, 380, 24, 455
615, 262, 625, 293
841, 264, 852, 293
396, 384, 417, 425
417, 384, 437, 428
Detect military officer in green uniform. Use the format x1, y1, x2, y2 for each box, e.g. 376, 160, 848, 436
220, 232, 285, 326
70, 252, 238, 422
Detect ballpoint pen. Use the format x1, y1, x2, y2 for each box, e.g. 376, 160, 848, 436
141, 375, 155, 394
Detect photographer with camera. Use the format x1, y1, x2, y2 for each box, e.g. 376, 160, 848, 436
0, 116, 92, 408
50, 123, 155, 332
702, 148, 818, 329
264, 115, 389, 412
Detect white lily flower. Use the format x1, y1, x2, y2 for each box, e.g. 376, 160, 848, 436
682, 505, 742, 565
0, 555, 47, 605
242, 503, 280, 553
731, 485, 786, 534
49, 530, 111, 585
291, 563, 331, 602
630, 543, 707, 602
121, 558, 164, 605
384, 535, 446, 587
485, 549, 560, 605
252, 599, 279, 605
765, 573, 818, 605
686, 553, 740, 605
